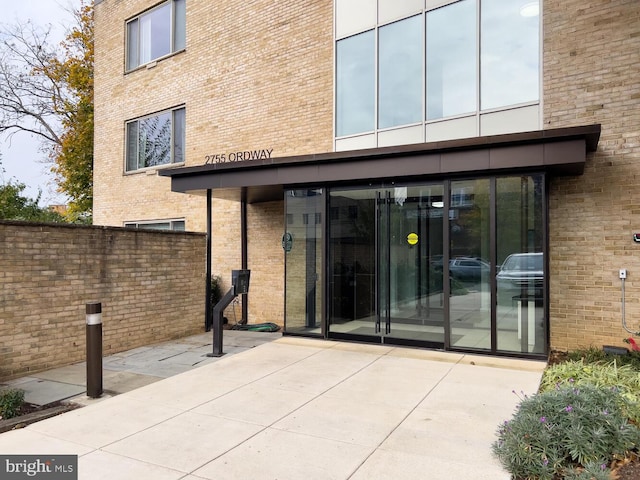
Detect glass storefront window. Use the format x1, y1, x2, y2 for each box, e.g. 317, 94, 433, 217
379, 16, 422, 129
286, 175, 546, 356
496, 175, 544, 353
448, 179, 491, 350
336, 31, 375, 137
284, 189, 324, 335
480, 0, 540, 110
426, 0, 476, 120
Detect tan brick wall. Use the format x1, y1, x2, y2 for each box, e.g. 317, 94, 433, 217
93, 0, 334, 323
0, 221, 206, 381
94, 0, 640, 354
246, 201, 285, 324
545, 0, 640, 352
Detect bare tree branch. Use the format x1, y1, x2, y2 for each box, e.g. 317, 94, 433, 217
0, 2, 93, 219
0, 20, 69, 150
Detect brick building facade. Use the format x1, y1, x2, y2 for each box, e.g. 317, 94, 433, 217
544, 1, 640, 351
93, 0, 640, 357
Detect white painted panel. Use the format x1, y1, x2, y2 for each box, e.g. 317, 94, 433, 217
425, 0, 458, 11
379, 0, 423, 25
336, 0, 377, 39
378, 125, 424, 147
480, 105, 540, 136
425, 116, 477, 142
335, 134, 377, 152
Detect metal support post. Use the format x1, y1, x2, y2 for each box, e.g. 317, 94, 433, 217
208, 287, 236, 357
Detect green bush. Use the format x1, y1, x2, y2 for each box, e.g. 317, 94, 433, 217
492, 384, 640, 480
540, 360, 640, 424
566, 346, 608, 364
0, 388, 25, 420
565, 346, 640, 372
210, 274, 223, 307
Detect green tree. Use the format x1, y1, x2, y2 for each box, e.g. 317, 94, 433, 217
0, 180, 65, 222
0, 153, 65, 222
0, 1, 93, 221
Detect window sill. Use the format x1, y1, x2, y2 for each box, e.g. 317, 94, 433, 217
124, 48, 186, 75
124, 162, 186, 176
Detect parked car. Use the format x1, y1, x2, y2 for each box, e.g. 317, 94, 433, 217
496, 252, 544, 298
449, 257, 490, 282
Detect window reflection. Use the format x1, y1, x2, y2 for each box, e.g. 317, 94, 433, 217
496, 175, 544, 354
481, 0, 539, 109
126, 108, 184, 171
334, 0, 540, 137
449, 179, 491, 350
141, 5, 171, 63
173, 0, 186, 51
284, 189, 324, 334
379, 16, 422, 129
173, 108, 185, 164
426, 0, 476, 120
336, 31, 375, 137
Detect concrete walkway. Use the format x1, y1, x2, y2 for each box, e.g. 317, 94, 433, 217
2, 330, 282, 406
0, 333, 545, 479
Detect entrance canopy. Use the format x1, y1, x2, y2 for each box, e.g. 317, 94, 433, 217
159, 124, 601, 202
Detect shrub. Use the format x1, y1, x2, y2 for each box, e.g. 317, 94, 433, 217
567, 347, 640, 372
210, 274, 223, 307
540, 360, 640, 424
0, 388, 25, 420
566, 347, 608, 364
492, 384, 640, 480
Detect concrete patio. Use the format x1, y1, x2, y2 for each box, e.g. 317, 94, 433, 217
0, 333, 544, 479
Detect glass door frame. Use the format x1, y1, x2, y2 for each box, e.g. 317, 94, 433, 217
440, 175, 548, 356
283, 173, 549, 359
326, 182, 447, 349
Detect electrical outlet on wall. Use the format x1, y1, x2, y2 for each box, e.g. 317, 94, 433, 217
620, 269, 627, 279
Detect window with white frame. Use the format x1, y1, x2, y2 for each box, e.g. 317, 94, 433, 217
124, 219, 186, 231
335, 0, 540, 138
126, 0, 186, 71
126, 107, 185, 172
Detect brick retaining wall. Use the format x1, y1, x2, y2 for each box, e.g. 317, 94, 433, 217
0, 221, 206, 381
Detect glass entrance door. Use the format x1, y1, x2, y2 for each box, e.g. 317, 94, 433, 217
328, 184, 445, 347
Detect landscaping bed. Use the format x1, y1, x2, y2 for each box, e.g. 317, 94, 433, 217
494, 347, 640, 479
0, 389, 80, 434
0, 402, 79, 433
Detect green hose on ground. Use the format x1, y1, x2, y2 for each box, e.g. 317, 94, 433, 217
230, 322, 280, 332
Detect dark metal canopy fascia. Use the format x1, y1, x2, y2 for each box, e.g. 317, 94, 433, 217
159, 124, 601, 203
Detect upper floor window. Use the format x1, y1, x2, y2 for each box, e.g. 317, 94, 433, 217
335, 0, 540, 138
126, 0, 186, 71
480, 0, 539, 110
126, 107, 185, 172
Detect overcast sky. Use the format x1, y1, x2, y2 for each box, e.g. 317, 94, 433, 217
0, 0, 82, 205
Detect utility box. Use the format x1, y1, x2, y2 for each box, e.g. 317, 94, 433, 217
232, 269, 251, 295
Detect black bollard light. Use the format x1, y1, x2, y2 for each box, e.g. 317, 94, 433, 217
86, 302, 103, 398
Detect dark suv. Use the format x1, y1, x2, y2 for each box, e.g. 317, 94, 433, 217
449, 257, 490, 282
497, 252, 543, 298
